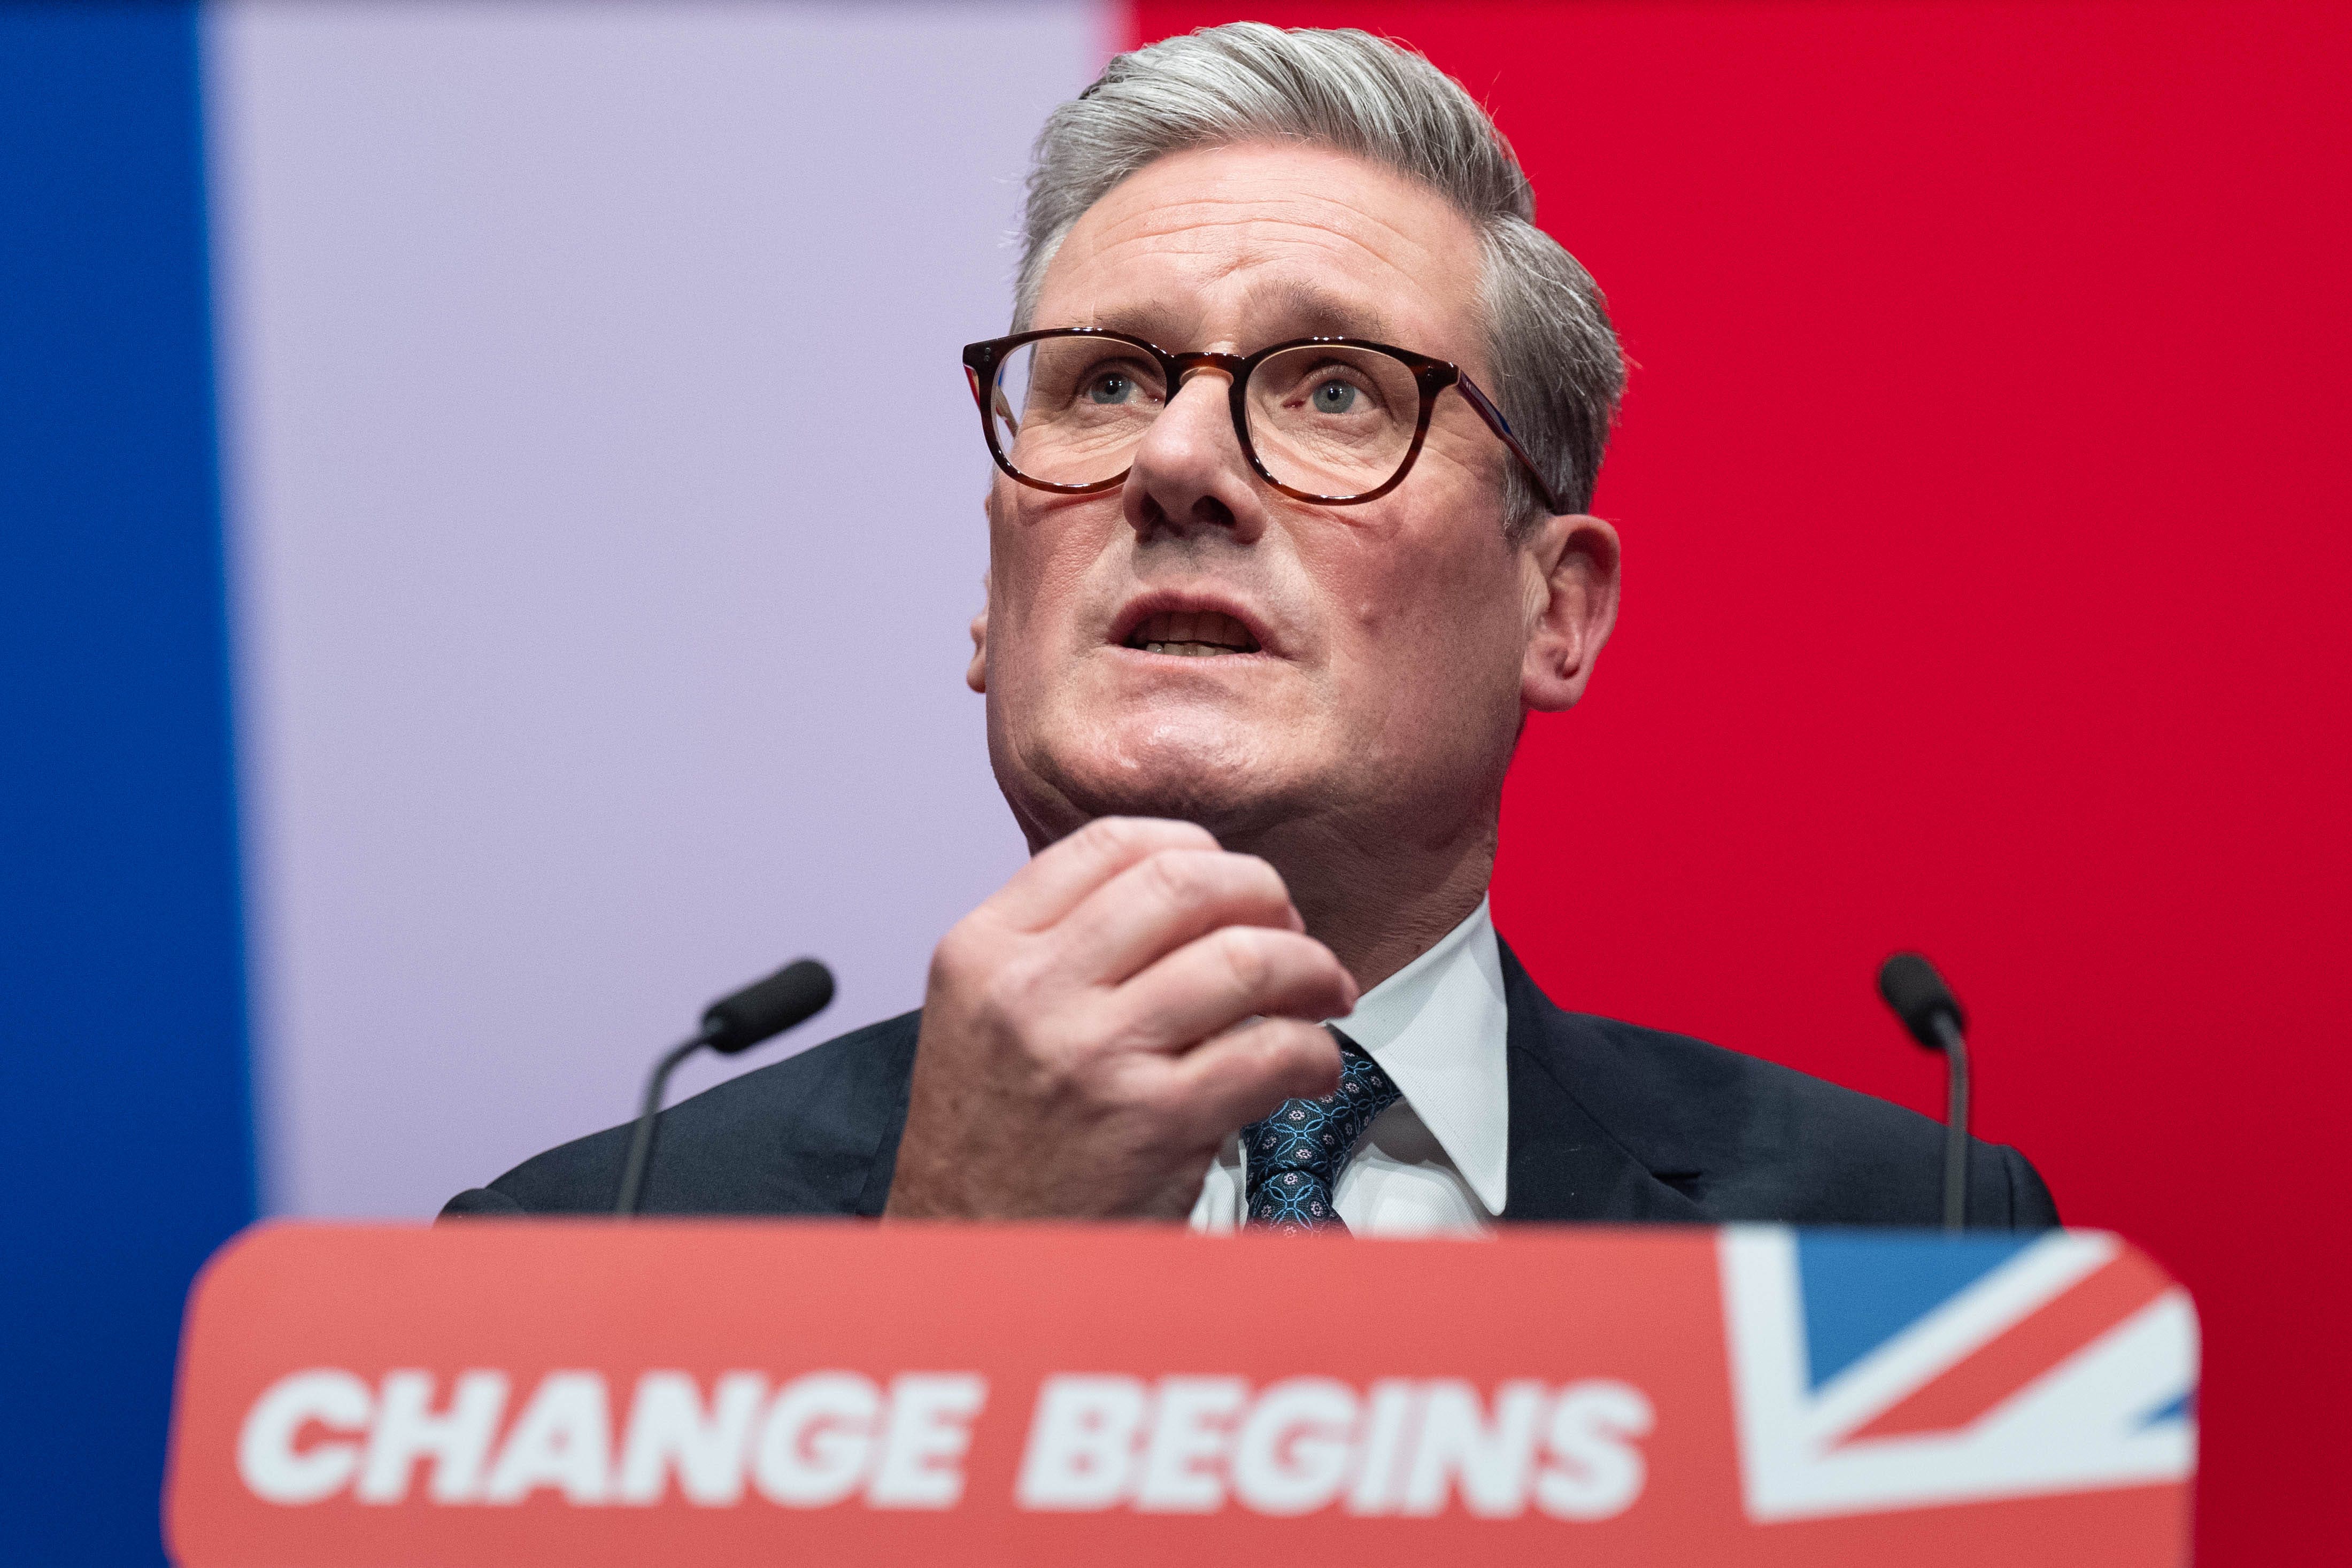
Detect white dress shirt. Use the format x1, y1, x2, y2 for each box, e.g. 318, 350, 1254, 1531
1187, 897, 1509, 1235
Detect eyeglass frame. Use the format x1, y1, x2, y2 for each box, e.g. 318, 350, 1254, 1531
961, 327, 1567, 514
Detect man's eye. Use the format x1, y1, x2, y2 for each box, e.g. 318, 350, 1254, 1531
1310, 379, 1360, 413
1088, 373, 1135, 404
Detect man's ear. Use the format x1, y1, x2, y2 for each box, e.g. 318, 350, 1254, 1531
1521, 512, 1622, 712
965, 569, 989, 694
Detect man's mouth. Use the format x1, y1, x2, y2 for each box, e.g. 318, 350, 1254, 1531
1124, 609, 1262, 658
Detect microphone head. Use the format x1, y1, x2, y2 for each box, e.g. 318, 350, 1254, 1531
1877, 951, 1967, 1049
700, 959, 835, 1055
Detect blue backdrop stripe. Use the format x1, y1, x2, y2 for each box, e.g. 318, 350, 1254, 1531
0, 3, 257, 1562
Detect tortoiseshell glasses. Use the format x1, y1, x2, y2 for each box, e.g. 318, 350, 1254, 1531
962, 328, 1564, 512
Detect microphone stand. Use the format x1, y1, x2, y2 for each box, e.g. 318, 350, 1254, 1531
1931, 1013, 1970, 1232
1877, 952, 1975, 1233
614, 1024, 719, 1218
611, 957, 835, 1217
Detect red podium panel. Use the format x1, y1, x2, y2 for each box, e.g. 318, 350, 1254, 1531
165, 1222, 2193, 1566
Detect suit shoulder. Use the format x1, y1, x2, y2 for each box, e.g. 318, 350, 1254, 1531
1564, 1012, 1935, 1148
443, 1009, 921, 1219
1555, 1011, 2055, 1227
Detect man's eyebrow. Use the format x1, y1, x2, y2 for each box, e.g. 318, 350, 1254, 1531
1072, 305, 1189, 345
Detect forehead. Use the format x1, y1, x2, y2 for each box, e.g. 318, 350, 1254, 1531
1034, 141, 1487, 367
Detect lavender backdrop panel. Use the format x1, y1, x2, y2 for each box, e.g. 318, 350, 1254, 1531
207, 1, 1107, 1217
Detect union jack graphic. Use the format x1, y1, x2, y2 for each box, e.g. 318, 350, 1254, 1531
1721, 1228, 2197, 1520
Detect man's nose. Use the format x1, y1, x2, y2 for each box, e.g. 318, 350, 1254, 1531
1122, 369, 1266, 543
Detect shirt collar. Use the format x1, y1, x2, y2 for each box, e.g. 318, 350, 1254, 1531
1327, 897, 1510, 1214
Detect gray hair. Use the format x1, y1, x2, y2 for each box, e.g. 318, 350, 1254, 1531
1015, 22, 1624, 527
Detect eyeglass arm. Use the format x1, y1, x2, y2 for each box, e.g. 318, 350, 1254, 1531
1455, 375, 1569, 517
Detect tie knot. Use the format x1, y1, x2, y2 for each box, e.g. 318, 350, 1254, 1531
1241, 1032, 1401, 1233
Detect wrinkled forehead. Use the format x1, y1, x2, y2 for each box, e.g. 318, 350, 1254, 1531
1033, 142, 1489, 372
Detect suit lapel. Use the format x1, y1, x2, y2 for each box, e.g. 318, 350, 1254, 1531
850, 1020, 917, 1217
1498, 941, 1711, 1224
860, 947, 1705, 1224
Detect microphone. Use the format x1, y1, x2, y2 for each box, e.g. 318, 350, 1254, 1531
614, 959, 835, 1216
1876, 952, 1971, 1231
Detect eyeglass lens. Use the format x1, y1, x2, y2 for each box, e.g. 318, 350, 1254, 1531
988, 336, 1422, 499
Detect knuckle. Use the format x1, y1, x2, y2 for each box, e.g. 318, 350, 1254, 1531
1115, 1069, 1177, 1118
973, 949, 1052, 1024
1062, 1039, 1140, 1108
1215, 926, 1275, 995
929, 924, 984, 984
1024, 1030, 1086, 1091
1091, 1007, 1160, 1060
1077, 815, 1144, 856
1253, 1017, 1304, 1055
1055, 997, 1121, 1059
1141, 847, 1212, 903
1275, 1022, 1341, 1079
1239, 858, 1294, 914
1097, 814, 1214, 853
1293, 1017, 1343, 1058
1237, 852, 1286, 893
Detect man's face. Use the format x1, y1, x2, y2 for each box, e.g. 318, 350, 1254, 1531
971, 141, 1594, 852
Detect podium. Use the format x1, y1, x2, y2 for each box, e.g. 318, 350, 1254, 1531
164, 1222, 2194, 1565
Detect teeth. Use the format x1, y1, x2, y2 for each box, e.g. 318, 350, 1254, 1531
1129, 609, 1258, 654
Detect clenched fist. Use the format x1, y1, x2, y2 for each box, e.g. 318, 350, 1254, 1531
882, 817, 1356, 1220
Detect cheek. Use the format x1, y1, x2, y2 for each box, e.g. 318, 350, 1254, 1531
988, 492, 1116, 651
1317, 522, 1523, 688
1323, 563, 1528, 767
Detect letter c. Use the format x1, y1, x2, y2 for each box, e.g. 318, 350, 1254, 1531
238, 1369, 375, 1504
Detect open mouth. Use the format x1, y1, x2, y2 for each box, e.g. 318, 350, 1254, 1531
1123, 609, 1263, 658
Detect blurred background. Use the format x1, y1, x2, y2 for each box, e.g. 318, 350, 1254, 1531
3, 0, 2343, 1560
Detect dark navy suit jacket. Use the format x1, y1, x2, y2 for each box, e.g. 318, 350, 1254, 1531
443, 941, 2058, 1226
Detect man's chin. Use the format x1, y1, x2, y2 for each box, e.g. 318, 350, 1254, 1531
1009, 737, 1317, 846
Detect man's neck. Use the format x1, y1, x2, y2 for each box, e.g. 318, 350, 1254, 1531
1225, 809, 1498, 994
1009, 781, 1505, 995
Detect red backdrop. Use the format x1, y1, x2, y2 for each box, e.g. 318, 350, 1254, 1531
1127, 3, 2351, 1558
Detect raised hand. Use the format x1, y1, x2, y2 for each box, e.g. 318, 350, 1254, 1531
882, 817, 1355, 1220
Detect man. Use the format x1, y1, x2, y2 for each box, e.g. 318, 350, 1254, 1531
446, 24, 2055, 1231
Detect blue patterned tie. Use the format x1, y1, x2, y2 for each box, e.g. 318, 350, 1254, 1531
1242, 1029, 1401, 1233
